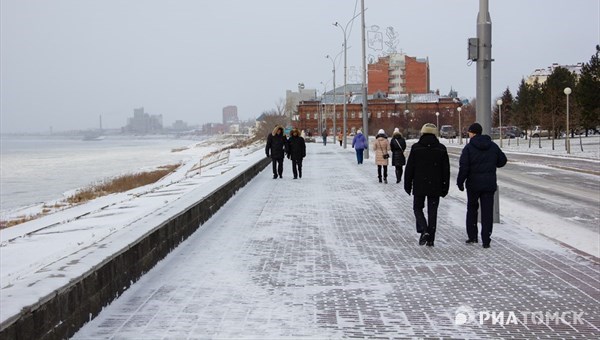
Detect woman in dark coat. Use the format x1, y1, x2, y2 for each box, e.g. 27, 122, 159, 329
404, 123, 450, 247
389, 127, 407, 183
286, 128, 306, 179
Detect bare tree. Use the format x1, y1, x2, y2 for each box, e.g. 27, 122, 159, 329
251, 111, 289, 143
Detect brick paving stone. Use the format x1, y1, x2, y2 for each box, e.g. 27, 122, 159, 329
74, 143, 600, 339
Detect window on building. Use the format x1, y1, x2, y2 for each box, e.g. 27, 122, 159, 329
377, 112, 382, 119
306, 113, 310, 120
314, 113, 318, 120
351, 112, 356, 119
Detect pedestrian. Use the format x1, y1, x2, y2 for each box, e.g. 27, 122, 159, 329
404, 123, 450, 247
337, 131, 343, 146
389, 127, 406, 183
374, 129, 390, 183
286, 127, 306, 179
265, 125, 287, 179
456, 123, 507, 248
351, 129, 368, 164
321, 129, 328, 146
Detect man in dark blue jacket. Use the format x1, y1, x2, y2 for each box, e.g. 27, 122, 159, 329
456, 123, 507, 248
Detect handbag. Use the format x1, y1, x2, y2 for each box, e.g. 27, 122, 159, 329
379, 140, 390, 159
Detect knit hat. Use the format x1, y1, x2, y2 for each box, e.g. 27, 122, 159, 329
393, 127, 400, 134
468, 123, 483, 135
420, 123, 438, 135
378, 129, 385, 135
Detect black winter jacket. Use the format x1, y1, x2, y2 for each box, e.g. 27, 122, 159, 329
404, 134, 450, 197
287, 135, 306, 160
390, 134, 406, 166
457, 134, 507, 192
265, 126, 287, 159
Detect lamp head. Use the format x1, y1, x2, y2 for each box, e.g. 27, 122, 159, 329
457, 107, 462, 112
497, 99, 503, 106
564, 87, 572, 95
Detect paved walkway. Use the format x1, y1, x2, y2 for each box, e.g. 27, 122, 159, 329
74, 142, 600, 339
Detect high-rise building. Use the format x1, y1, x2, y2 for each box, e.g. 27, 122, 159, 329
368, 53, 429, 96
126, 107, 163, 134
222, 105, 239, 125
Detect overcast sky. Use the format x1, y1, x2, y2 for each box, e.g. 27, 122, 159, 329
1, 0, 598, 133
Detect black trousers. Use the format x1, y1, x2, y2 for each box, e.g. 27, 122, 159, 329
377, 165, 388, 179
394, 165, 403, 182
291, 159, 303, 178
413, 195, 440, 241
466, 190, 495, 245
271, 157, 284, 177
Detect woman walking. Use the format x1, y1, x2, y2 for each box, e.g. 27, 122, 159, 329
374, 129, 390, 183
286, 128, 306, 179
351, 129, 368, 164
390, 127, 407, 183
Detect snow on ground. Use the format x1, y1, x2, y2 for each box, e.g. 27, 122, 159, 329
0, 134, 263, 325
1, 133, 598, 331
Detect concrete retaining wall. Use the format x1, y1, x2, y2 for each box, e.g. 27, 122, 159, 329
1, 157, 270, 340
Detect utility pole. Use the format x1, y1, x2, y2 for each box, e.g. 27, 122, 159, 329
361, 0, 369, 158
469, 0, 499, 222
475, 0, 492, 134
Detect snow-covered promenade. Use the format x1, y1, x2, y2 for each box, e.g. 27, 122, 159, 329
2, 135, 599, 339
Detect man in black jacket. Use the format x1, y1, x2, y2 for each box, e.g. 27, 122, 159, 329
404, 123, 450, 247
265, 125, 287, 179
456, 123, 507, 248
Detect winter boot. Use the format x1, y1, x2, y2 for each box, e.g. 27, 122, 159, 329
419, 233, 428, 246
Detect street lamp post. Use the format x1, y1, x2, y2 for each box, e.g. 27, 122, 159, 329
334, 12, 361, 149
326, 54, 338, 142
497, 99, 503, 147
457, 106, 463, 145
403, 109, 410, 138
321, 82, 327, 139
435, 111, 440, 134
564, 87, 571, 154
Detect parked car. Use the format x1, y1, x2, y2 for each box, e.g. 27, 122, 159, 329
490, 127, 518, 139
527, 126, 550, 138
505, 126, 524, 138
439, 125, 457, 138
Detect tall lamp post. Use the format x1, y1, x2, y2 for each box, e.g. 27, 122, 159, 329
564, 87, 571, 154
435, 112, 440, 134
326, 52, 341, 141
334, 11, 361, 149
320, 82, 327, 138
497, 99, 503, 147
457, 106, 463, 145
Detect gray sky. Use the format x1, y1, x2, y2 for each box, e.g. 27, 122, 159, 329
1, 0, 599, 133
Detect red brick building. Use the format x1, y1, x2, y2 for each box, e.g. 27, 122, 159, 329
368, 53, 429, 96
296, 94, 464, 138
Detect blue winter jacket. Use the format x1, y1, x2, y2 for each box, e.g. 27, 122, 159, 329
352, 132, 368, 150
457, 134, 507, 192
